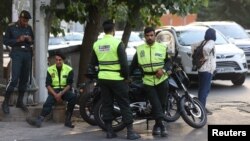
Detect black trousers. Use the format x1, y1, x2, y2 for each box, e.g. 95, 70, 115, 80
5, 50, 32, 95
99, 79, 133, 125
143, 80, 168, 120
40, 89, 77, 117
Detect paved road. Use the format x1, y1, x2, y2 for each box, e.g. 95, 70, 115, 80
1, 77, 250, 141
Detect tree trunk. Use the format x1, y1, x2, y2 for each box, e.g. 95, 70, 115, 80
122, 4, 141, 48
122, 22, 132, 48
78, 5, 101, 84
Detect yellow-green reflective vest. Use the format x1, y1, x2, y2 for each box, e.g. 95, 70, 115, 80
93, 34, 123, 80
47, 64, 72, 89
136, 42, 169, 86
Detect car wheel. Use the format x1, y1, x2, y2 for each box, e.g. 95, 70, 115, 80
231, 74, 246, 86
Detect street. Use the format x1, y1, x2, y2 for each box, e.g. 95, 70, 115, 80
1, 75, 250, 141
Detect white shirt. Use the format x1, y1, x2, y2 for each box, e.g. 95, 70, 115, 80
191, 40, 216, 74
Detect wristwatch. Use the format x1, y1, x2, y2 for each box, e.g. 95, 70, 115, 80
162, 69, 166, 73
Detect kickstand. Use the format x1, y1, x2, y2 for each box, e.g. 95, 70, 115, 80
146, 119, 149, 130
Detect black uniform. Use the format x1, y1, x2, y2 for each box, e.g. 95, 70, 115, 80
90, 42, 133, 124
3, 21, 34, 112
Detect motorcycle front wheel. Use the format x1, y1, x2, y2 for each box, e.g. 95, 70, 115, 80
93, 99, 127, 132
179, 96, 207, 128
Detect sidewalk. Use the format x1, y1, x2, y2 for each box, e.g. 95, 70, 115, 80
0, 103, 250, 141
1, 95, 250, 141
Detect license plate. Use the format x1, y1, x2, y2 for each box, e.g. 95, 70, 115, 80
216, 68, 234, 73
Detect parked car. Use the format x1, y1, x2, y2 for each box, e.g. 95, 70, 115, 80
156, 25, 248, 85
98, 31, 144, 62
48, 36, 69, 50
189, 21, 250, 67
63, 32, 84, 46
245, 29, 250, 36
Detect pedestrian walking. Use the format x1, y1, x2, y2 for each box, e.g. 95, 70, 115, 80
26, 53, 77, 128
2, 10, 34, 114
89, 20, 141, 140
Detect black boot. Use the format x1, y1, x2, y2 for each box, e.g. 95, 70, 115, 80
26, 116, 44, 128
16, 92, 29, 112
152, 124, 160, 136
159, 121, 168, 137
105, 121, 117, 139
2, 92, 11, 114
127, 124, 141, 140
65, 111, 75, 128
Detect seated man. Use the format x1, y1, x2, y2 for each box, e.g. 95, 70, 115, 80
26, 53, 77, 128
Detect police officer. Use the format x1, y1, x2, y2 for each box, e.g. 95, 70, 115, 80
90, 20, 141, 140
130, 27, 171, 137
26, 53, 77, 128
2, 10, 34, 114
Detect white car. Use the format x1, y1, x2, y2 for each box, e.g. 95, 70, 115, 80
63, 32, 84, 46
156, 25, 248, 85
189, 21, 250, 67
245, 29, 250, 36
98, 31, 144, 62
48, 36, 69, 50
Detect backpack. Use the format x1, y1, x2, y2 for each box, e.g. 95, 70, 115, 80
192, 40, 207, 71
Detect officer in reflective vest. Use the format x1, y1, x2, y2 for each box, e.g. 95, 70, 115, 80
26, 53, 76, 128
130, 27, 171, 137
90, 20, 141, 140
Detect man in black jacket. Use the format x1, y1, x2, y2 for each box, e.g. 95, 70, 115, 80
90, 20, 140, 140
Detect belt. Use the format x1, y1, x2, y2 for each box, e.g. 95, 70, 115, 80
143, 72, 156, 75
12, 46, 32, 52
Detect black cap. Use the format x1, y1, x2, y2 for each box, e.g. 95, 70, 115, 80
54, 52, 66, 60
19, 10, 31, 19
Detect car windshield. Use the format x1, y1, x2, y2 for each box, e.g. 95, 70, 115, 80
176, 29, 228, 46
114, 32, 142, 42
49, 37, 66, 45
64, 33, 83, 41
211, 24, 249, 39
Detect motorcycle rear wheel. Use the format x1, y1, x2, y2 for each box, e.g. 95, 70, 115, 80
180, 96, 207, 128
79, 92, 97, 126
165, 92, 180, 122
93, 99, 127, 132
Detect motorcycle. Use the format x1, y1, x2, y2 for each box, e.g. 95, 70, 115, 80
78, 69, 180, 127
93, 52, 207, 131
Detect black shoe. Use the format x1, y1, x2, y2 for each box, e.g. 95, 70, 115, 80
106, 131, 117, 139
206, 108, 213, 115
152, 124, 160, 136
160, 124, 168, 137
2, 100, 10, 114
105, 122, 117, 139
127, 131, 141, 140
65, 122, 75, 128
26, 117, 42, 128
16, 102, 29, 112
